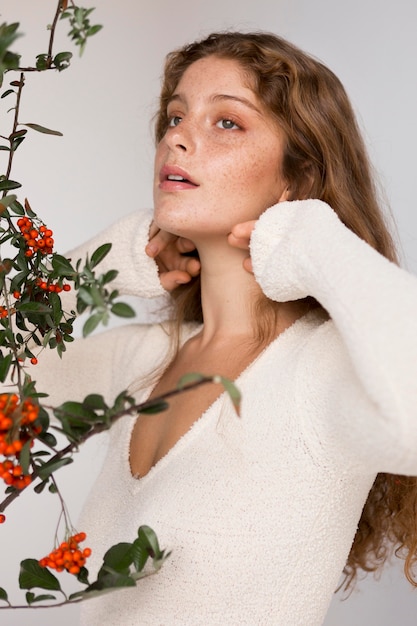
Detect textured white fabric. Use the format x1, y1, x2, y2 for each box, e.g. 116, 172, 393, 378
24, 201, 417, 625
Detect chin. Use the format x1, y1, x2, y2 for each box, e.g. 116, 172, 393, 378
153, 199, 232, 239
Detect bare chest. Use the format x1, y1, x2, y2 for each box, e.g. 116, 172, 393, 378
129, 343, 256, 479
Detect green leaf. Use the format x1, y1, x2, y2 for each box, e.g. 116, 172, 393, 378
1, 89, 14, 98
0, 193, 16, 208
0, 352, 12, 382
51, 254, 75, 276
35, 54, 49, 71
87, 24, 102, 36
139, 399, 169, 415
137, 525, 163, 560
19, 559, 61, 591
218, 376, 242, 415
76, 566, 89, 585
9, 199, 24, 215
36, 456, 73, 481
53, 51, 72, 71
10, 129, 27, 139
77, 286, 95, 306
102, 543, 133, 573
34, 480, 48, 494
19, 439, 32, 475
11, 135, 26, 151
90, 243, 111, 268
21, 123, 63, 137
17, 302, 52, 314
0, 179, 21, 191
85, 569, 136, 593
111, 302, 135, 318
82, 313, 103, 337
25, 591, 35, 604
177, 372, 206, 389
49, 292, 62, 326
102, 269, 118, 284
28, 593, 56, 603
37, 431, 57, 448
55, 400, 97, 421
131, 538, 149, 572
83, 394, 107, 411
0, 587, 8, 603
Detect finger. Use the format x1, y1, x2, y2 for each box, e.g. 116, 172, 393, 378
163, 252, 200, 276
231, 220, 257, 240
148, 221, 160, 240
228, 231, 250, 250
146, 229, 178, 258
242, 256, 253, 274
185, 256, 201, 277
160, 270, 194, 291
176, 237, 197, 254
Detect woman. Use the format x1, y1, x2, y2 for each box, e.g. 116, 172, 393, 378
28, 32, 417, 624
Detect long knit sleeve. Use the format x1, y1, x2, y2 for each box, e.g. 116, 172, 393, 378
66, 208, 166, 299
5, 209, 169, 408
250, 199, 417, 473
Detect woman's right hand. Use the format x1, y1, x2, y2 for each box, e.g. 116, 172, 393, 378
145, 223, 201, 291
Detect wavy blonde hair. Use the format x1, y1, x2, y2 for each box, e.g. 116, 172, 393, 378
154, 31, 416, 589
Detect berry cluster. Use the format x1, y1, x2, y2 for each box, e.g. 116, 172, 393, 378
0, 306, 8, 319
0, 393, 40, 489
17, 217, 54, 257
35, 277, 71, 294
39, 532, 92, 575
0, 459, 31, 490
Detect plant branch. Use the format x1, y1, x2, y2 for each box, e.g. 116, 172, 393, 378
47, 0, 65, 65
0, 376, 218, 512
3, 73, 24, 192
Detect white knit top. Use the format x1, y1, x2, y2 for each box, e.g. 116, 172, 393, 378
28, 200, 417, 625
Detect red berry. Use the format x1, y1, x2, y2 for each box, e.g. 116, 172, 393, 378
0, 514, 5, 524
30, 357, 38, 365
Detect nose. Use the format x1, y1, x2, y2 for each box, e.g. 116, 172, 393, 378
165, 119, 196, 153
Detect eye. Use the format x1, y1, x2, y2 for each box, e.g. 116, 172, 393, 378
168, 115, 182, 127
216, 118, 240, 130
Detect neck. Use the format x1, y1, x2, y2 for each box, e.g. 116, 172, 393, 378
192, 236, 307, 347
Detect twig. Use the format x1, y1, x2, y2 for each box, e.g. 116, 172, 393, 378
0, 376, 216, 512
47, 0, 65, 66
3, 73, 24, 193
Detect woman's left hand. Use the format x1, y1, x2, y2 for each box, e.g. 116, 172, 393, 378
228, 220, 257, 273
146, 223, 201, 291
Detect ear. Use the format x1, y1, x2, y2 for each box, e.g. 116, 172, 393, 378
277, 184, 291, 203
284, 164, 317, 202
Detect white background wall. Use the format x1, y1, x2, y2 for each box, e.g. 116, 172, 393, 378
0, 1, 416, 624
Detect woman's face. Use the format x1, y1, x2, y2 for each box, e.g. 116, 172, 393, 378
153, 56, 289, 239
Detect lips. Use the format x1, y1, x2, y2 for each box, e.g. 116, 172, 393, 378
159, 165, 199, 190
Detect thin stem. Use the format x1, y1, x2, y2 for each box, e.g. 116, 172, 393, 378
47, 1, 65, 65
0, 595, 80, 610
12, 1, 63, 73
1, 285, 23, 392
0, 376, 216, 512
50, 474, 73, 540
3, 73, 24, 195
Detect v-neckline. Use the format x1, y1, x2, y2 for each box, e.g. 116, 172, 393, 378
124, 309, 323, 490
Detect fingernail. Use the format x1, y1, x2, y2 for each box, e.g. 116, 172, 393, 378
146, 243, 158, 256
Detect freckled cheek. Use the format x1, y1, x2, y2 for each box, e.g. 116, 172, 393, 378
226, 159, 271, 198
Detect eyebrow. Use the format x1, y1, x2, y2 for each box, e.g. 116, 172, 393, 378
168, 93, 262, 115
